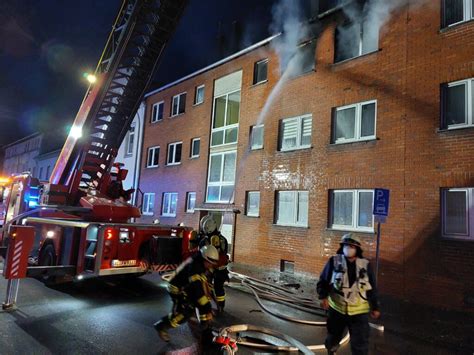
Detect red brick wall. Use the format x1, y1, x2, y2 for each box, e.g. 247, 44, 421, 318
139, 2, 474, 310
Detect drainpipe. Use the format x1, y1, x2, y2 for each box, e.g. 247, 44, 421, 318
231, 208, 240, 262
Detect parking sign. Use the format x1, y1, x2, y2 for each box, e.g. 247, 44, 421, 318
373, 189, 390, 216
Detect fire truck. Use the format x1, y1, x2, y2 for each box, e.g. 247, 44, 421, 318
0, 0, 194, 306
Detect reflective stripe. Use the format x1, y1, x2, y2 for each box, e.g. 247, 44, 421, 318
189, 274, 206, 283
169, 313, 185, 328
169, 284, 179, 294
197, 295, 210, 306
216, 295, 225, 302
328, 295, 370, 316
199, 313, 212, 321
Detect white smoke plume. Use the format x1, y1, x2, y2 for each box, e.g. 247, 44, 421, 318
269, 0, 310, 73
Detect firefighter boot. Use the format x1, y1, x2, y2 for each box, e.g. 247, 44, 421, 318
153, 321, 171, 342
217, 301, 225, 314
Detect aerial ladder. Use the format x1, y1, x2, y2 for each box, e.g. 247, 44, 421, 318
0, 0, 195, 310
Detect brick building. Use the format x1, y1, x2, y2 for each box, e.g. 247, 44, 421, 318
139, 0, 474, 309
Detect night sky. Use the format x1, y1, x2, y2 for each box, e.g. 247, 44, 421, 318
0, 0, 275, 147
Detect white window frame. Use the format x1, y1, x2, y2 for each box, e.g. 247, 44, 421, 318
250, 124, 264, 150
151, 101, 164, 123
275, 190, 308, 227
330, 189, 374, 232
142, 193, 155, 216
444, 0, 474, 27
146, 146, 160, 168
162, 192, 178, 217
279, 114, 312, 151
246, 191, 260, 217
194, 85, 205, 105
445, 78, 473, 130
126, 123, 135, 156
211, 89, 240, 147
186, 192, 196, 213
190, 138, 200, 158
167, 141, 182, 166
171, 92, 186, 117
336, 19, 378, 62
442, 188, 473, 240
334, 100, 377, 144
206, 150, 236, 203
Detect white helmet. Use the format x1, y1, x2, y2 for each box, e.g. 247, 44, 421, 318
200, 245, 219, 264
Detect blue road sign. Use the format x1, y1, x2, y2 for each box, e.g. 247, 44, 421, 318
373, 189, 390, 216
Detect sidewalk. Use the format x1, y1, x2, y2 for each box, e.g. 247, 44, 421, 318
229, 263, 474, 354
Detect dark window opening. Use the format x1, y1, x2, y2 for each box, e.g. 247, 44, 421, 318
253, 59, 268, 84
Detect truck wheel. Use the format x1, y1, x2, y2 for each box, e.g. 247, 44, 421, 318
39, 244, 57, 284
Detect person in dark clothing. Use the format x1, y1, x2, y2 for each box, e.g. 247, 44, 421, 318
199, 230, 229, 313
317, 233, 380, 355
153, 245, 219, 342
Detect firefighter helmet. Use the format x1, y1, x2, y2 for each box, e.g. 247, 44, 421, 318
200, 245, 219, 264
200, 215, 218, 234
340, 233, 361, 248
210, 234, 221, 248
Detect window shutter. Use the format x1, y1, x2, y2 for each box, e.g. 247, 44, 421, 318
440, 83, 447, 130
283, 119, 298, 141
302, 117, 312, 138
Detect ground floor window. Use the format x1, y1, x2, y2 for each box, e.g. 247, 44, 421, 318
186, 192, 196, 213
142, 193, 155, 215
246, 191, 260, 217
162, 192, 178, 217
275, 190, 308, 227
329, 189, 374, 232
442, 188, 473, 240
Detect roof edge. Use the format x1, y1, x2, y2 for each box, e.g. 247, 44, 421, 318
145, 33, 281, 98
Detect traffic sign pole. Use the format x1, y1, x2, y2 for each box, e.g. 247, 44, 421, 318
375, 220, 381, 284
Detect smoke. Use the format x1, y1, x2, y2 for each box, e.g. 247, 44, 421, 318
269, 0, 310, 73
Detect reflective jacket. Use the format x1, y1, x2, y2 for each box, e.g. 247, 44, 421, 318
199, 232, 229, 270
317, 254, 379, 316
168, 254, 213, 322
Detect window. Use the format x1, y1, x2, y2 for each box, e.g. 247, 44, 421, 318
289, 41, 316, 77
211, 91, 240, 146
335, 19, 378, 62
167, 142, 182, 165
151, 101, 164, 123
279, 115, 312, 151
142, 193, 155, 215
194, 85, 205, 105
171, 93, 186, 116
250, 125, 264, 150
442, 78, 473, 129
329, 189, 374, 232
190, 138, 200, 158
333, 100, 376, 143
126, 124, 135, 155
253, 59, 268, 84
39, 167, 43, 180
246, 191, 260, 217
186, 192, 196, 213
146, 146, 160, 168
442, 189, 469, 238
206, 151, 236, 202
442, 0, 474, 27
46, 166, 51, 180
162, 192, 178, 217
275, 190, 308, 227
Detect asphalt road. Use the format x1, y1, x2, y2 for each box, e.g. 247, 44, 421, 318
0, 261, 460, 355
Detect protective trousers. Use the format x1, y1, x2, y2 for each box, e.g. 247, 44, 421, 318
325, 307, 370, 355
213, 268, 229, 310
159, 299, 196, 329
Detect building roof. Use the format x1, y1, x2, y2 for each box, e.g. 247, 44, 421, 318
145, 33, 280, 98
2, 132, 41, 149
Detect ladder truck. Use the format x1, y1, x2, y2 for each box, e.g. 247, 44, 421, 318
0, 0, 194, 309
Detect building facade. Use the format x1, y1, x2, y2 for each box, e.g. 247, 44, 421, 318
139, 0, 474, 309
115, 103, 145, 205
2, 133, 42, 177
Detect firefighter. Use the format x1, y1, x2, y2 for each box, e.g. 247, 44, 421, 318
153, 245, 219, 342
317, 233, 380, 355
198, 228, 229, 313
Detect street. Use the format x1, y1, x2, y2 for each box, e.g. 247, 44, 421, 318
0, 258, 466, 355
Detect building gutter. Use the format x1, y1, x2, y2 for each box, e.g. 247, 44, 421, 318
145, 33, 281, 98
